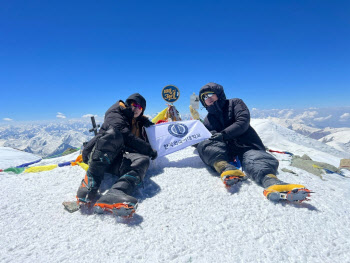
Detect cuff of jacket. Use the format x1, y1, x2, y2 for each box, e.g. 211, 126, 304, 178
221, 131, 229, 141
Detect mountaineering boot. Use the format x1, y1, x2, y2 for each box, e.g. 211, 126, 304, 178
262, 174, 312, 202
94, 174, 140, 217
76, 150, 113, 205
76, 171, 99, 205
214, 160, 246, 186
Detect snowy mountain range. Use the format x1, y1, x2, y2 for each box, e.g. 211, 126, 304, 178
251, 106, 350, 128
0, 119, 94, 157
0, 106, 349, 157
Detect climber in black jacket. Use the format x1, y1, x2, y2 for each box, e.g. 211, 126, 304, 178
197, 82, 311, 202
77, 93, 157, 217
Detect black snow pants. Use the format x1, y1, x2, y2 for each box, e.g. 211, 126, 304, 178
107, 152, 150, 182
197, 139, 279, 186
83, 127, 150, 191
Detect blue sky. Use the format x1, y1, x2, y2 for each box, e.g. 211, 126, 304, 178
1, 0, 349, 121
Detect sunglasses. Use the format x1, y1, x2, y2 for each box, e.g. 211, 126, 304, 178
201, 92, 215, 101
131, 102, 143, 111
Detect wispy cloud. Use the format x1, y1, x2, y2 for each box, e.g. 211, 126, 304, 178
278, 109, 294, 118
314, 115, 332, 122
296, 111, 318, 119
3, 118, 13, 121
56, 112, 66, 119
82, 114, 98, 118
340, 113, 350, 122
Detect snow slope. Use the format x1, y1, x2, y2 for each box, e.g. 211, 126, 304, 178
319, 128, 350, 153
252, 119, 349, 166
264, 118, 350, 154
1, 120, 350, 263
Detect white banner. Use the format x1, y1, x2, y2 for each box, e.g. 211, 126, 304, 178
145, 120, 212, 157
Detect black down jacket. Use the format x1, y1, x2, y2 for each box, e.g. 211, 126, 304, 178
199, 82, 265, 155
83, 93, 154, 163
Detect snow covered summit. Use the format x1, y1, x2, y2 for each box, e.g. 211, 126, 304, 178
0, 119, 350, 262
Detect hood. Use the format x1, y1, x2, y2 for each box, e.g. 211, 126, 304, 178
199, 83, 227, 113
125, 93, 147, 115
199, 82, 226, 107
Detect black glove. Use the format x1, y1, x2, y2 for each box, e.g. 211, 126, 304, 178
141, 116, 154, 128
144, 120, 154, 128
149, 149, 158, 160
209, 132, 224, 142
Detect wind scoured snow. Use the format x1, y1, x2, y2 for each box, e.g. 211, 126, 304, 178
1, 120, 350, 263
0, 147, 41, 168
318, 128, 350, 153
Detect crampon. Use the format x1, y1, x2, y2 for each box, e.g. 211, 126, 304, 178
76, 196, 96, 208
94, 202, 137, 218
63, 196, 97, 213
222, 175, 246, 187
264, 188, 313, 203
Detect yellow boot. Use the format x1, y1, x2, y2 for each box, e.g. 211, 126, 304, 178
263, 174, 312, 202
214, 160, 246, 186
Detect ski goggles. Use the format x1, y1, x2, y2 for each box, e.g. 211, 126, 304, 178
201, 92, 215, 101
131, 102, 143, 111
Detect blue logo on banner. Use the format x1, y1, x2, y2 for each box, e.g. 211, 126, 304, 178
168, 123, 189, 138
162, 85, 180, 103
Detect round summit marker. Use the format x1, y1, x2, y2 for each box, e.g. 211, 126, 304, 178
162, 85, 180, 103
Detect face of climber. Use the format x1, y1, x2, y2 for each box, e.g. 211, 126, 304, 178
204, 93, 218, 106
131, 102, 143, 118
